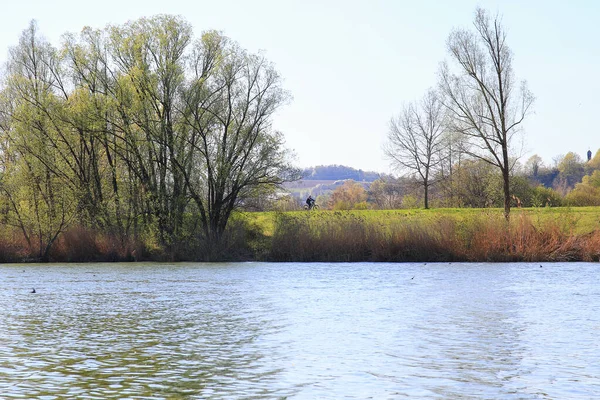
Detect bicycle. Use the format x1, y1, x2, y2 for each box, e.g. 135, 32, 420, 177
303, 203, 320, 210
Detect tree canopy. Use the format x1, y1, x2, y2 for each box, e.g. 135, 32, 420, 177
0, 16, 298, 259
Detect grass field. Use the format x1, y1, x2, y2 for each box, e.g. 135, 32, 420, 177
241, 206, 600, 237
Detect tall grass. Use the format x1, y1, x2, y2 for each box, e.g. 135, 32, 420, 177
2, 210, 600, 263
50, 226, 142, 262
0, 229, 33, 262
0, 219, 261, 263
267, 210, 600, 262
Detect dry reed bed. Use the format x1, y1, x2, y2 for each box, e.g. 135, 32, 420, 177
0, 220, 255, 262
267, 211, 600, 262
1, 211, 599, 262
0, 227, 141, 263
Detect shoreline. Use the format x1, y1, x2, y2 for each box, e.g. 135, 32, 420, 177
2, 208, 600, 264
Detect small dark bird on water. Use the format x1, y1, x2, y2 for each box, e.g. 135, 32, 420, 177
30, 288, 36, 293
411, 276, 415, 280
540, 265, 543, 268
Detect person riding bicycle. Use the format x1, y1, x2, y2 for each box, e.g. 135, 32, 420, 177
306, 195, 315, 209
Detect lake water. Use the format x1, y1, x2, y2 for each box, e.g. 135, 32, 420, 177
1, 262, 600, 399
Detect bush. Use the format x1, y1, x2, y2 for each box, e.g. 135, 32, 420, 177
565, 183, 600, 206
531, 185, 563, 207
401, 195, 419, 209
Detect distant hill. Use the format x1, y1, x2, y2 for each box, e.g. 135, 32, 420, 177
281, 165, 391, 200
301, 165, 385, 182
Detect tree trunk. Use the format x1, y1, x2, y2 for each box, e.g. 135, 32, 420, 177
502, 168, 511, 220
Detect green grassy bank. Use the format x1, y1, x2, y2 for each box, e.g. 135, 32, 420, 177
245, 207, 600, 236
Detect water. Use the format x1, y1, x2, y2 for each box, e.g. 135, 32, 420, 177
1, 262, 600, 399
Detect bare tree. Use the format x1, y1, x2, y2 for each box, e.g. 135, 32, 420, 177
385, 89, 446, 209
439, 7, 534, 219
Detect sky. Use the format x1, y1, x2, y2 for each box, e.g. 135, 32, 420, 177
1, 0, 599, 174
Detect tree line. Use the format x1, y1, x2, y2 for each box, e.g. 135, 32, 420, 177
0, 16, 298, 260
385, 8, 534, 217
1, 9, 597, 261
277, 149, 600, 212
368, 149, 600, 210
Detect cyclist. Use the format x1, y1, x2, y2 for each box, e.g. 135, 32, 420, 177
306, 195, 315, 209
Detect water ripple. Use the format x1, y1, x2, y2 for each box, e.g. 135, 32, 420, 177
1, 262, 600, 398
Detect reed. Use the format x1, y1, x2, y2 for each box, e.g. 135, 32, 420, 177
0, 228, 33, 262
50, 226, 141, 262
268, 211, 461, 262
266, 210, 600, 262
2, 209, 600, 263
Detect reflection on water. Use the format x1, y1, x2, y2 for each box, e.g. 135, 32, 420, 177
1, 262, 600, 399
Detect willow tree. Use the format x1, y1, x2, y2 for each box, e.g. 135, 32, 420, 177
177, 31, 298, 248
64, 16, 297, 254
1, 16, 298, 259
2, 21, 117, 231
0, 21, 77, 260
99, 16, 195, 249
439, 8, 534, 219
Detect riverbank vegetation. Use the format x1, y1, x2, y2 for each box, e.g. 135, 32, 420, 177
265, 208, 600, 262
1, 208, 600, 263
0, 16, 298, 262
3, 10, 600, 264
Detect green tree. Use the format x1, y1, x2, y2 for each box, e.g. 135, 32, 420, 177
525, 154, 544, 177
329, 180, 368, 210
565, 175, 600, 206
588, 170, 600, 187
0, 17, 299, 259
531, 185, 562, 207
368, 178, 403, 209
0, 21, 77, 260
451, 159, 499, 208
556, 152, 585, 191
72, 17, 298, 254
437, 129, 467, 207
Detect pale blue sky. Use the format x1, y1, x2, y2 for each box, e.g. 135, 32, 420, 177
1, 0, 598, 173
